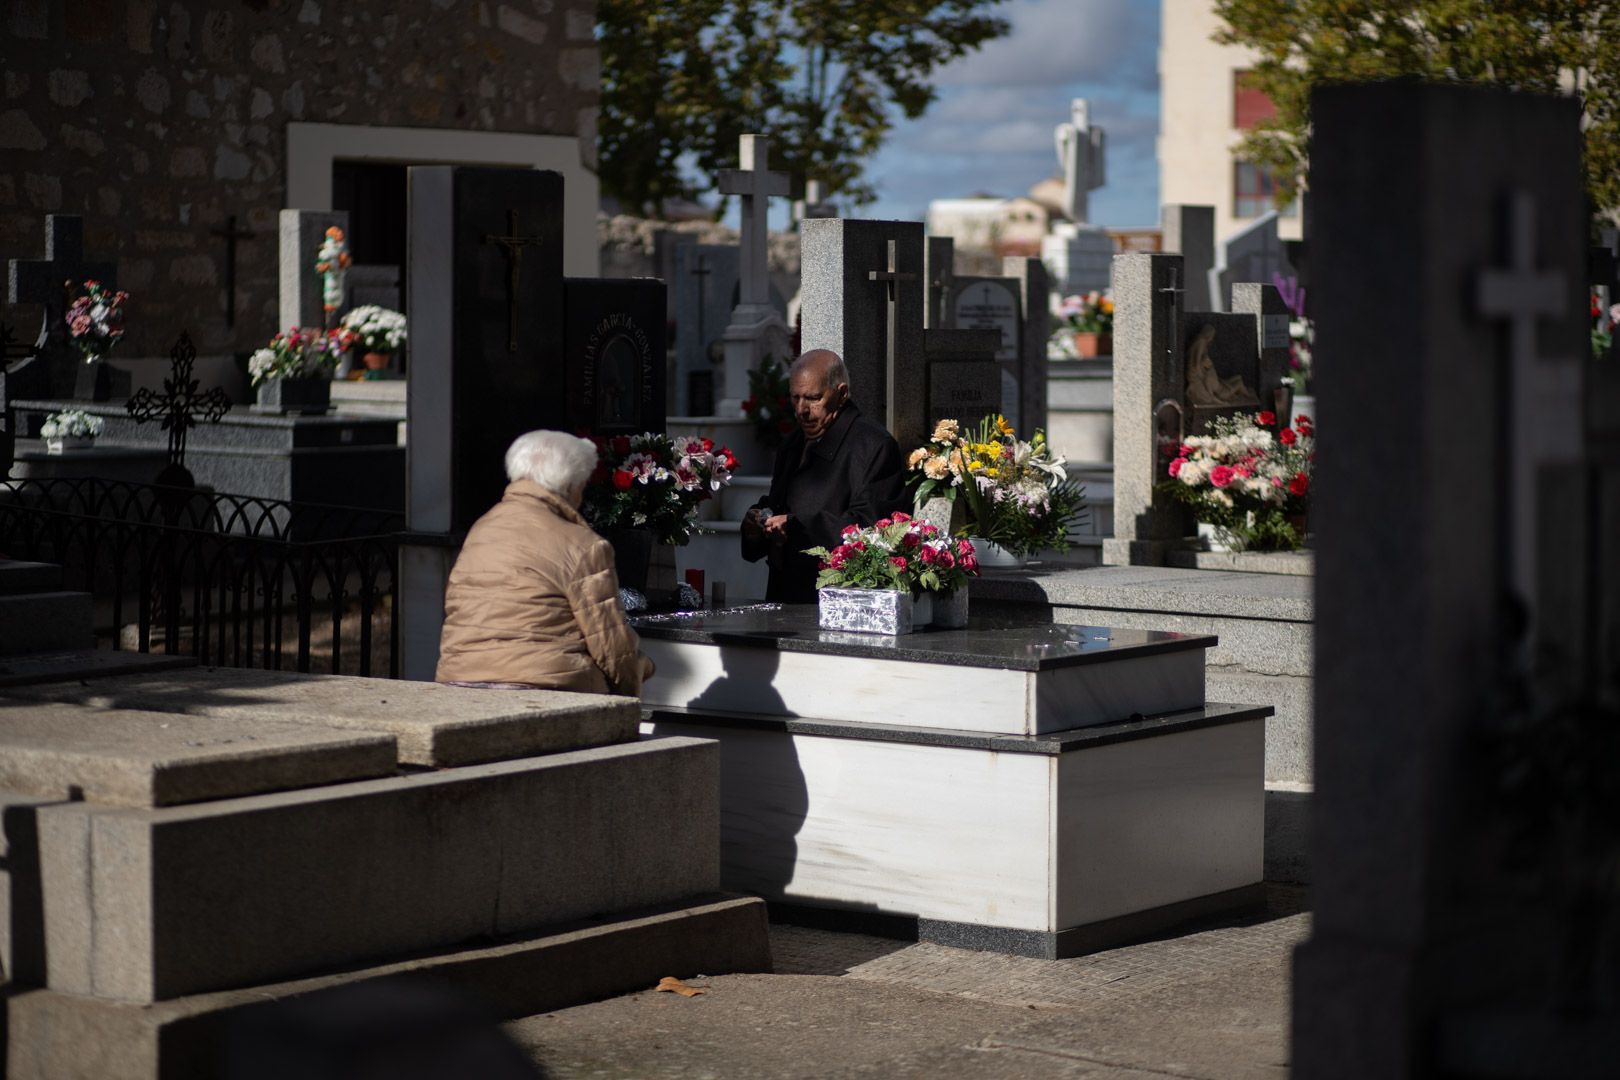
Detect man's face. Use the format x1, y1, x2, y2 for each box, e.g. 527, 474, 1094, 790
790, 366, 847, 440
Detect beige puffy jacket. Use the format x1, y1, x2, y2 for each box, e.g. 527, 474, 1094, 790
435, 480, 653, 695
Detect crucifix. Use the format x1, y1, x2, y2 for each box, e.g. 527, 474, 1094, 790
210, 215, 256, 329
125, 332, 232, 471
1474, 190, 1582, 627
482, 209, 544, 352
869, 238, 918, 434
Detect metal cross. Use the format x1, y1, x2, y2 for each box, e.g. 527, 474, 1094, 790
7, 215, 117, 352
1474, 190, 1582, 618
209, 215, 256, 329
125, 332, 231, 466
482, 209, 544, 352
1159, 264, 1185, 366
868, 239, 918, 433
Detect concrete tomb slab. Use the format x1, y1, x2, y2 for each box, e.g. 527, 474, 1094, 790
4, 667, 640, 767
0, 700, 397, 808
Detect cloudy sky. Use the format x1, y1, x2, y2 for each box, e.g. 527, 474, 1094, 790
863, 0, 1161, 227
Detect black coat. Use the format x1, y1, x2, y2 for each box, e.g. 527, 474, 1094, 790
741, 403, 909, 602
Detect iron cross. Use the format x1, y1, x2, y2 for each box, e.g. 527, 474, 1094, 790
869, 239, 917, 434
209, 215, 256, 329
1159, 264, 1185, 366
482, 210, 544, 352
125, 332, 232, 466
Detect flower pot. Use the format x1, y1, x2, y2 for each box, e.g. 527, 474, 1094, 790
929, 588, 970, 629
254, 376, 331, 415
45, 435, 96, 455
1198, 521, 1243, 552
362, 351, 392, 378
970, 538, 1027, 570
1073, 331, 1112, 359
818, 587, 916, 635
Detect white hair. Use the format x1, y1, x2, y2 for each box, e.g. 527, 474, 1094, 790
504, 430, 599, 495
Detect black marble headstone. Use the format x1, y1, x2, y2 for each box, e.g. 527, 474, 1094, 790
563, 278, 667, 437
407, 167, 565, 534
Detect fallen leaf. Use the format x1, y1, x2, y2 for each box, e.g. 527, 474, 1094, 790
655, 976, 705, 998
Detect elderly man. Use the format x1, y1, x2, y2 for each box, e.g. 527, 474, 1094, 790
741, 349, 908, 602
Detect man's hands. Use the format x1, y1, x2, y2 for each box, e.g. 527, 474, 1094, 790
742, 507, 791, 542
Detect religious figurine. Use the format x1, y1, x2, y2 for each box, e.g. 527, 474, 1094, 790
1053, 98, 1107, 224
314, 226, 352, 328
1184, 323, 1260, 408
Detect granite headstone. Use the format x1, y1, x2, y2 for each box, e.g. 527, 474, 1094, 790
279, 209, 351, 332
6, 214, 126, 401
799, 218, 926, 447
924, 235, 955, 329
950, 276, 1022, 428
1003, 255, 1052, 434
1296, 83, 1610, 1080
922, 328, 1003, 436
1162, 204, 1215, 313
1208, 210, 1294, 314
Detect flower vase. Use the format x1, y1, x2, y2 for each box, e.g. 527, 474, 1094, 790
930, 588, 970, 629
74, 358, 115, 401
970, 538, 1027, 570
1073, 331, 1112, 359
818, 588, 916, 635
254, 376, 331, 416
608, 528, 655, 592
648, 542, 679, 596
45, 435, 96, 455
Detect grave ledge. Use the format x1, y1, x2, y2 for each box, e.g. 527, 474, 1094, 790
970, 564, 1313, 622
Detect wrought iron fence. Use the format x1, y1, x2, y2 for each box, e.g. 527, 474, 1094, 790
0, 476, 403, 676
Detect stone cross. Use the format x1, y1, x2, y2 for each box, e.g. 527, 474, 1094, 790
716, 135, 793, 413
482, 209, 546, 353
1474, 190, 1582, 619
717, 135, 791, 327
125, 332, 231, 468
7, 215, 117, 360
1054, 98, 1106, 224
210, 215, 256, 330
869, 239, 919, 435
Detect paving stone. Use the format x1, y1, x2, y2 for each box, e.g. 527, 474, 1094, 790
6, 667, 640, 766
0, 699, 397, 807
0, 650, 195, 688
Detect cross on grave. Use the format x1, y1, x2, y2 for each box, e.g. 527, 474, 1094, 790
482, 209, 545, 352
869, 239, 919, 434
717, 135, 791, 324
8, 215, 117, 355
210, 215, 256, 329
1159, 264, 1185, 366
1474, 190, 1583, 622
125, 332, 231, 472
690, 254, 713, 346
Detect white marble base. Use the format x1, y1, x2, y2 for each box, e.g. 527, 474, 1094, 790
639, 639, 1205, 734
640, 713, 1265, 938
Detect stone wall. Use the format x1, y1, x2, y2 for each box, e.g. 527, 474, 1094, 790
0, 0, 599, 358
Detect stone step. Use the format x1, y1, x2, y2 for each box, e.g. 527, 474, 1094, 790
0, 561, 62, 596
718, 474, 772, 520
0, 592, 94, 655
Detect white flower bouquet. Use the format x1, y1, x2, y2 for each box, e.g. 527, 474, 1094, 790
339, 305, 408, 355
248, 327, 355, 387
40, 409, 105, 439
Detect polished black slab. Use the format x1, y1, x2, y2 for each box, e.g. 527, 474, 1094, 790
630, 604, 1216, 671
645, 702, 1268, 755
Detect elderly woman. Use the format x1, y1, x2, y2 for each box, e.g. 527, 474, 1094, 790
436, 430, 654, 695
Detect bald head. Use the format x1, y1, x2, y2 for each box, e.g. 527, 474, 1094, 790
788, 349, 851, 440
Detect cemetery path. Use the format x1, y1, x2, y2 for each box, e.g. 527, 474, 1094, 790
505, 886, 1306, 1079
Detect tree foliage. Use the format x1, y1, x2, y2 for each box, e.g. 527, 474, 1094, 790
597, 0, 1011, 217
1213, 0, 1620, 215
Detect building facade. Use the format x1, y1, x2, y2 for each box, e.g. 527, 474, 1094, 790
1, 1, 600, 359
1158, 0, 1302, 250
